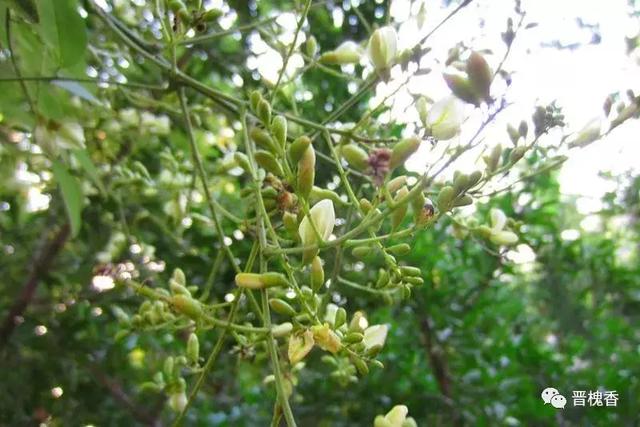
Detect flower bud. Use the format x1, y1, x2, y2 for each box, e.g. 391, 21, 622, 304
260, 272, 289, 288
234, 152, 252, 174
298, 200, 335, 264
271, 115, 287, 149
310, 256, 325, 291
359, 198, 373, 213
484, 144, 502, 172
467, 170, 482, 188
250, 91, 262, 113
466, 52, 492, 101
453, 194, 473, 207
384, 405, 409, 426
310, 186, 345, 206
518, 120, 528, 138
368, 26, 398, 70
319, 41, 362, 65
187, 333, 199, 365
509, 146, 526, 163
340, 143, 369, 171
254, 150, 284, 176
288, 330, 315, 364
400, 265, 421, 277
234, 272, 263, 289
305, 35, 318, 57
335, 307, 347, 329
444, 73, 480, 106
257, 99, 271, 125
391, 186, 409, 230
425, 96, 464, 141
250, 128, 278, 154
490, 230, 518, 245
297, 144, 316, 201
352, 356, 369, 376
386, 175, 407, 194
343, 332, 364, 344
311, 324, 342, 353
283, 211, 299, 237
411, 191, 426, 223
269, 298, 297, 317
416, 96, 429, 127
172, 268, 186, 286
168, 391, 188, 412
387, 243, 410, 256
436, 185, 455, 212
390, 137, 420, 170
272, 322, 293, 337
351, 246, 371, 259
288, 135, 311, 164
171, 295, 203, 320
170, 280, 191, 296
202, 8, 222, 22
349, 311, 366, 333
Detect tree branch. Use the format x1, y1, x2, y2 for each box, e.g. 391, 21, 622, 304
0, 224, 70, 349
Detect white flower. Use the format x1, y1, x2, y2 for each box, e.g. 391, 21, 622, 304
298, 199, 335, 247
425, 96, 464, 141
488, 209, 518, 245
490, 208, 507, 231
363, 324, 388, 350
368, 26, 398, 70
141, 112, 170, 135
324, 303, 339, 325
119, 108, 139, 126
374, 405, 417, 427
35, 122, 85, 153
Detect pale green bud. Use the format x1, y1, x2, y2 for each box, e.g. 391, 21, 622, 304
319, 41, 362, 65
390, 137, 420, 170
271, 115, 287, 149
187, 333, 199, 365
340, 143, 369, 171
297, 144, 316, 200
272, 322, 294, 337
310, 255, 325, 291
368, 26, 398, 70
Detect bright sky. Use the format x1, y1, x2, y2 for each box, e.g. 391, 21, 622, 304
389, 0, 639, 212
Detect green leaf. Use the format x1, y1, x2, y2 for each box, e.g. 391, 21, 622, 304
39, 0, 87, 68
73, 149, 106, 195
52, 160, 83, 237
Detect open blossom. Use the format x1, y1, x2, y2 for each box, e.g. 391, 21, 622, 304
35, 122, 86, 153
299, 199, 335, 264
489, 208, 518, 245
374, 405, 417, 427
298, 199, 335, 247
368, 26, 398, 70
363, 324, 388, 350
424, 96, 464, 141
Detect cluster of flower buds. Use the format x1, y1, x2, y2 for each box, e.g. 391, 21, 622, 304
444, 51, 493, 106
436, 170, 482, 213
168, 0, 221, 33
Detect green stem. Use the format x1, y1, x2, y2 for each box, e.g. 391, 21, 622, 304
178, 87, 241, 273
